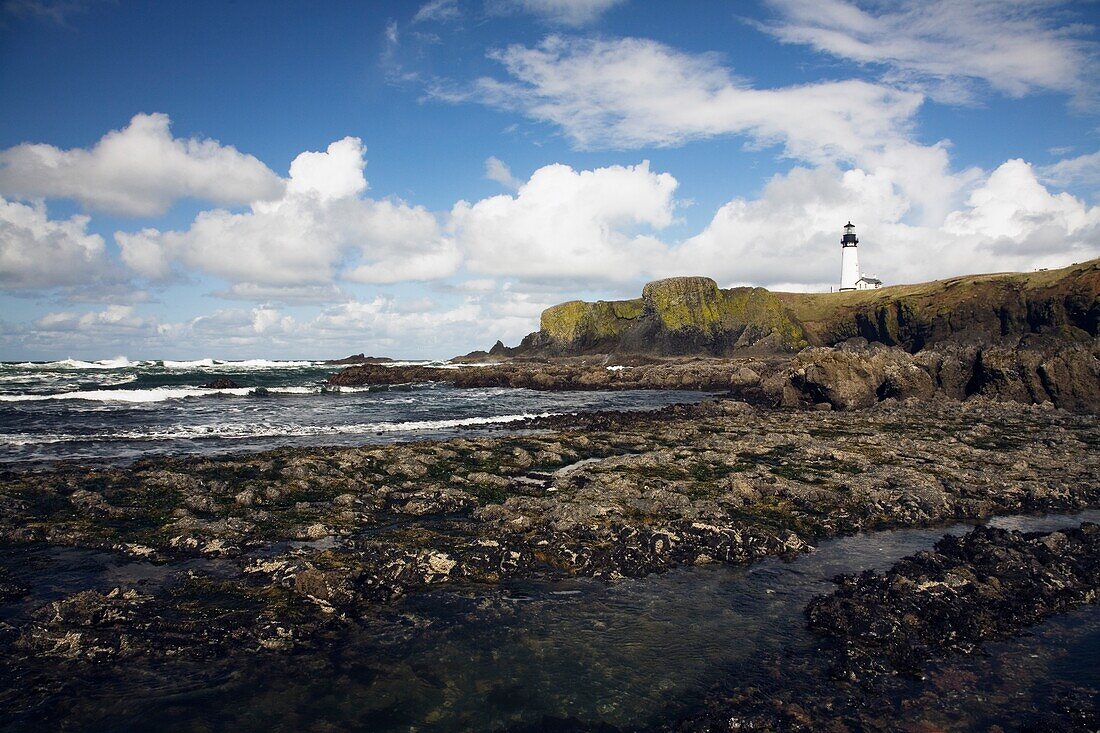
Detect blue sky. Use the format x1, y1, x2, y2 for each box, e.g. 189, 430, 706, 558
1, 0, 1098, 360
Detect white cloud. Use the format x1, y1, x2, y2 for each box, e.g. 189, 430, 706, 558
490, 0, 627, 26
485, 156, 522, 189
759, 0, 1098, 106
34, 305, 149, 333
2, 0, 101, 25
674, 160, 1100, 290
1041, 150, 1100, 190
0, 196, 108, 289
211, 283, 348, 304
443, 35, 966, 222
285, 137, 368, 200
115, 137, 456, 294
943, 159, 1100, 258
0, 113, 284, 216
413, 0, 460, 23
451, 160, 677, 281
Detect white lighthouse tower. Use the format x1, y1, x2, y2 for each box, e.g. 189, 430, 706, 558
839, 221, 860, 291
838, 222, 883, 291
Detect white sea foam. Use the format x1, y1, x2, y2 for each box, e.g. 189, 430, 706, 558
12, 356, 140, 370
161, 358, 217, 369
0, 386, 318, 402
0, 387, 250, 403
0, 383, 403, 403
165, 359, 320, 370
1, 412, 551, 444
4, 358, 323, 372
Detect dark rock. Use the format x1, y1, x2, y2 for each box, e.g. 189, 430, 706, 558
806, 523, 1100, 678
0, 566, 28, 603
326, 353, 393, 364
202, 378, 240, 389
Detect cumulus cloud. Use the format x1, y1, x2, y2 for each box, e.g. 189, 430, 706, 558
115, 136, 456, 294
758, 0, 1098, 106
0, 196, 108, 289
439, 35, 966, 222
285, 137, 368, 200
451, 160, 677, 281
488, 0, 627, 26
190, 305, 295, 338
943, 159, 1100, 259
674, 160, 1100, 290
0, 113, 284, 216
484, 156, 522, 190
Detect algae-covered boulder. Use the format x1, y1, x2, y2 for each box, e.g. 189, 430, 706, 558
540, 299, 644, 346
528, 276, 808, 356
642, 277, 725, 331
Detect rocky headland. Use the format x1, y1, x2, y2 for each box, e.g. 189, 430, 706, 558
331, 259, 1100, 412
514, 258, 1099, 356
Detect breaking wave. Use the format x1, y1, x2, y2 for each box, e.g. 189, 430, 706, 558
0, 412, 552, 444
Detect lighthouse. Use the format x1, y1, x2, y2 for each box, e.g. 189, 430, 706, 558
837, 222, 881, 291
839, 221, 860, 291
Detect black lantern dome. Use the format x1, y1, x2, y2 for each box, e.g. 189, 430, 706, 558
841, 221, 859, 247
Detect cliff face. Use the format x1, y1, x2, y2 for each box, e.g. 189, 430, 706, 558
512, 260, 1100, 357
522, 276, 807, 356
780, 260, 1099, 351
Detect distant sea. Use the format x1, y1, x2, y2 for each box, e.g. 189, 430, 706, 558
0, 358, 706, 466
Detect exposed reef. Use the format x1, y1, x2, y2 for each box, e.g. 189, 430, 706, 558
331, 339, 1100, 412
2, 399, 1096, 651
670, 522, 1100, 733
1, 397, 1097, 728
807, 522, 1100, 679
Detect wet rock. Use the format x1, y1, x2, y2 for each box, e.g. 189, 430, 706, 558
807, 523, 1100, 678
0, 566, 28, 603
202, 378, 240, 389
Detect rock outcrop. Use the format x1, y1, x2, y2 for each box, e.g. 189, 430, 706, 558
806, 522, 1100, 678
518, 275, 808, 356
507, 259, 1099, 357
332, 339, 1100, 411
763, 339, 1100, 412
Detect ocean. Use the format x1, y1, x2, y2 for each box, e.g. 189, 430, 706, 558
0, 358, 707, 466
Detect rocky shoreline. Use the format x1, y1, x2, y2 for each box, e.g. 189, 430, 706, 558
1, 396, 1098, 729
331, 339, 1100, 412
669, 522, 1100, 733
808, 522, 1100, 679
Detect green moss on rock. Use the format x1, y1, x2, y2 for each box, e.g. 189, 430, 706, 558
537, 276, 810, 353
642, 277, 725, 331
540, 298, 644, 344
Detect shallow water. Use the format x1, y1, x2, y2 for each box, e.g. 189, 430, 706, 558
3, 510, 1097, 731
0, 359, 705, 466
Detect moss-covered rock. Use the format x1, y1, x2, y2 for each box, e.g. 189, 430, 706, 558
533, 276, 809, 355
540, 299, 644, 345
642, 277, 726, 331
517, 259, 1099, 357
